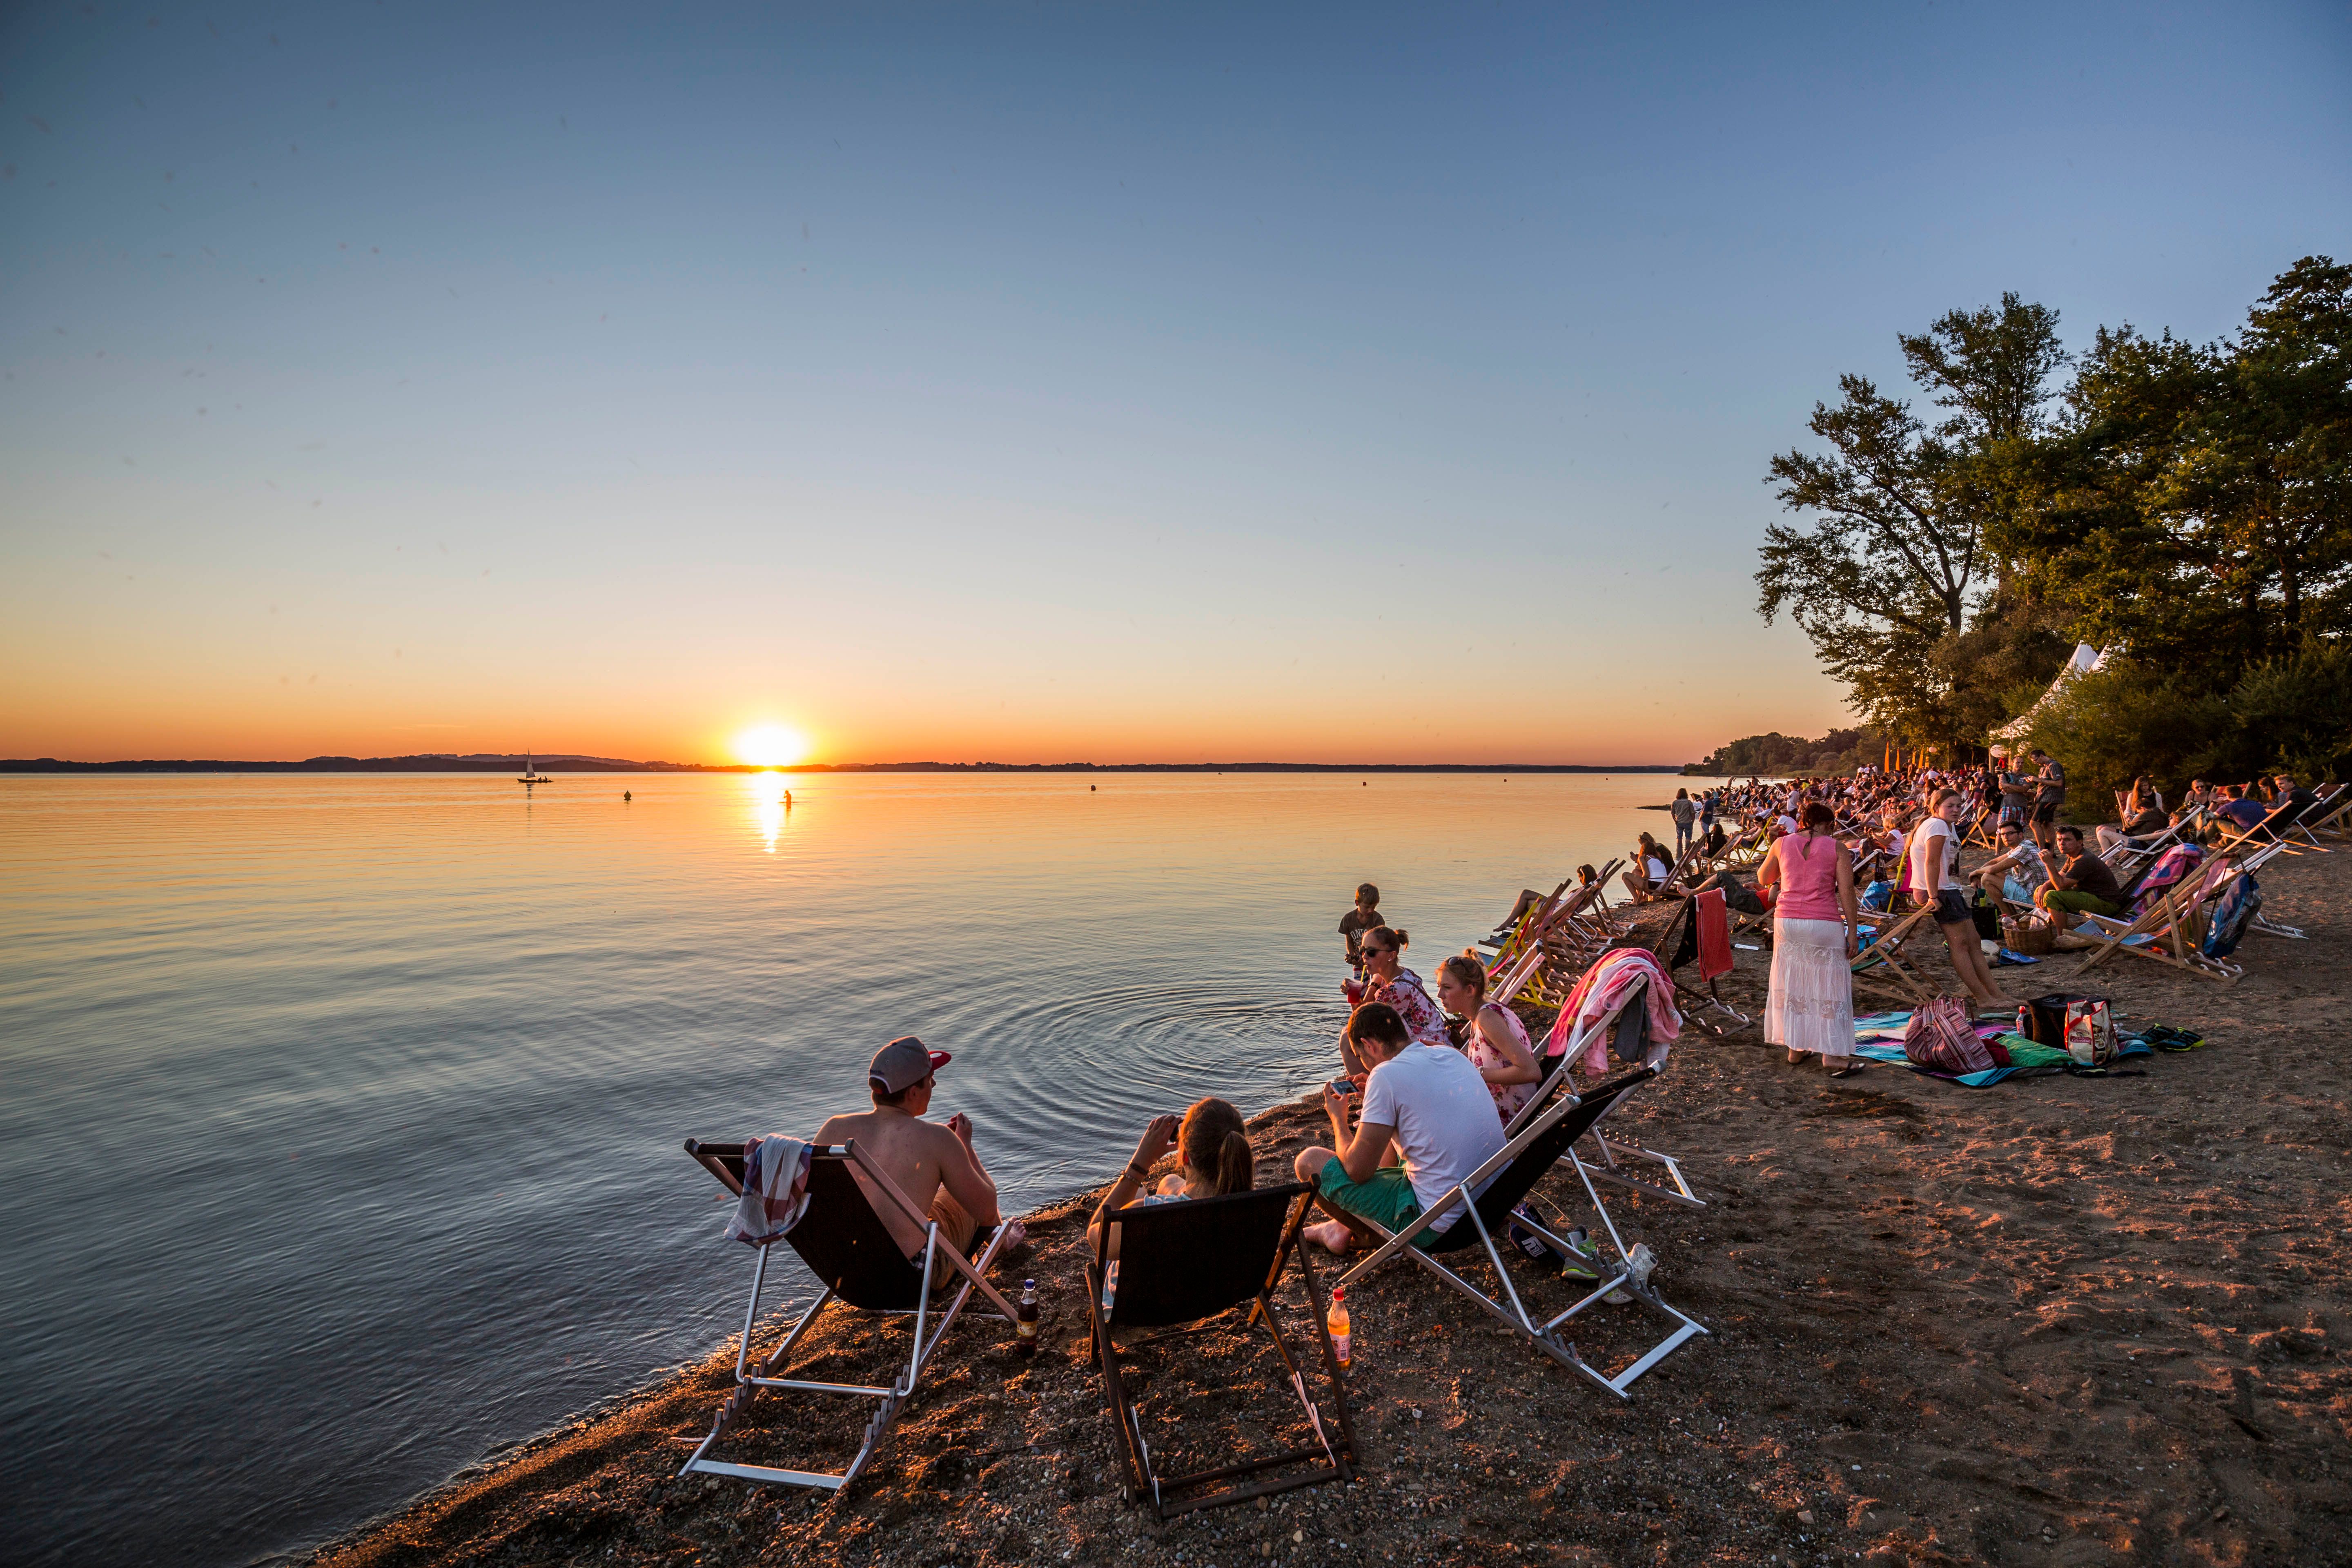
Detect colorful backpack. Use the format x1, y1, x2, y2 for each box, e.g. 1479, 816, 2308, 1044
1902, 996, 1994, 1075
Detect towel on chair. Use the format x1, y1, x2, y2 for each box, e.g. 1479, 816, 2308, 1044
1694, 888, 1733, 981
1545, 947, 1682, 1073
724, 1135, 813, 1246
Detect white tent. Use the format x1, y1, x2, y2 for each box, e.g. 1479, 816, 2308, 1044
1989, 643, 2107, 754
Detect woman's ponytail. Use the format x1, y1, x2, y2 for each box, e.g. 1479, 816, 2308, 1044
1215, 1129, 1254, 1196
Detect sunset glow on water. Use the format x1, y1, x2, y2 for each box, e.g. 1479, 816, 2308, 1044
0, 770, 1688, 1566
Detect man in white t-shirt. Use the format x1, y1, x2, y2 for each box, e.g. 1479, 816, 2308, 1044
1295, 1002, 1506, 1254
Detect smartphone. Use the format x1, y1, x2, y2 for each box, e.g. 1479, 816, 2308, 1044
1327, 1077, 1356, 1097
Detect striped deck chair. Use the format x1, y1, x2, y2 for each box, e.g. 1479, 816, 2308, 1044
2069, 854, 2244, 983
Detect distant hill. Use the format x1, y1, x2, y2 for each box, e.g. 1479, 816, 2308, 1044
2, 755, 1688, 775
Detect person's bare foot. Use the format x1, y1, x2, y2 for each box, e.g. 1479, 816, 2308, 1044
996, 1219, 1027, 1252
1303, 1219, 1356, 1255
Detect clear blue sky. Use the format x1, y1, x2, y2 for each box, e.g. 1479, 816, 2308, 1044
3, 1, 2346, 762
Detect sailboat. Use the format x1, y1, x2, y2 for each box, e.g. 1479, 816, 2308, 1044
517, 751, 554, 785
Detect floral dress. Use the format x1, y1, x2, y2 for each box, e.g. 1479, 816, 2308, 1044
1464, 1004, 1539, 1125
1369, 969, 1453, 1053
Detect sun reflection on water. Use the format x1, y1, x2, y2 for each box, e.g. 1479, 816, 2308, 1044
744, 771, 795, 853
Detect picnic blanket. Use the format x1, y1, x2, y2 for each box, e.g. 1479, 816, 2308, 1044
1849, 1012, 2158, 1086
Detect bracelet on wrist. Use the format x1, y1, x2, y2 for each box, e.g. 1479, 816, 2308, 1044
1125, 1162, 1149, 1181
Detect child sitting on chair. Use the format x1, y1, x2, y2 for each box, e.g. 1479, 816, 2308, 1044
1089, 1098, 1255, 1260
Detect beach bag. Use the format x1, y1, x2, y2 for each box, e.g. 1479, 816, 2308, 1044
2065, 999, 2118, 1067
1969, 890, 2002, 942
1860, 879, 1894, 912
2016, 991, 2107, 1048
1902, 996, 1993, 1075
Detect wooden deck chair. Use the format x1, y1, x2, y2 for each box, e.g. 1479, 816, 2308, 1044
1848, 902, 1939, 1005
1321, 1065, 1706, 1400
2277, 784, 2350, 853
2069, 855, 2244, 984
677, 1139, 1020, 1493
2212, 798, 2302, 858
1516, 974, 1706, 1213
1085, 1184, 1356, 1520
2304, 787, 2352, 842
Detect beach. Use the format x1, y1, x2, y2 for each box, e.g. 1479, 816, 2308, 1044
302, 843, 2352, 1568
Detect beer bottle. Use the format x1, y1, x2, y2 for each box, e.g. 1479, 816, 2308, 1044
1015, 1278, 1039, 1355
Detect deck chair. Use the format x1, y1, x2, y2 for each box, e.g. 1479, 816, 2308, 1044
1849, 901, 1939, 1004
2212, 799, 2301, 858
677, 1138, 1019, 1493
1517, 973, 1706, 1213
1085, 1184, 1355, 1519
2069, 855, 2244, 984
2276, 784, 2350, 854
1322, 1065, 1706, 1400
2303, 787, 2352, 842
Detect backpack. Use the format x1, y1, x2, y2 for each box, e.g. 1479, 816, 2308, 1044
1902, 996, 1993, 1075
2202, 874, 2261, 958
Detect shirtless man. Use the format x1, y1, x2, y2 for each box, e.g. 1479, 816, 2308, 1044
813, 1037, 1025, 1261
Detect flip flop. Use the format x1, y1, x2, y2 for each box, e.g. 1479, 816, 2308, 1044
1827, 1060, 1870, 1078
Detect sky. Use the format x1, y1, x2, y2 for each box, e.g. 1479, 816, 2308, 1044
2, 2, 2346, 766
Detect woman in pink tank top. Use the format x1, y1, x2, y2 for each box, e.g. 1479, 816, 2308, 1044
1758, 800, 1861, 1074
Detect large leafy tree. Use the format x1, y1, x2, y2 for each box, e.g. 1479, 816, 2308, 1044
1758, 294, 2068, 742
2001, 257, 2352, 682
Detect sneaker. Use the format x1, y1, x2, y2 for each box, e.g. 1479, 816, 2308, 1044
1559, 1228, 1602, 1283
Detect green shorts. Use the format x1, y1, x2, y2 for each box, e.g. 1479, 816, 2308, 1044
2042, 889, 2121, 917
1317, 1163, 1441, 1250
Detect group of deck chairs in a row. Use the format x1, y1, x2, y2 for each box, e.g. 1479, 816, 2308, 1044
675, 982, 1704, 1519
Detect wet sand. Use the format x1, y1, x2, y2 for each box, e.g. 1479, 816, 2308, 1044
305, 844, 2352, 1568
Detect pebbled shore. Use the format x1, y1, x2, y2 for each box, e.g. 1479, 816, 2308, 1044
305, 854, 2352, 1568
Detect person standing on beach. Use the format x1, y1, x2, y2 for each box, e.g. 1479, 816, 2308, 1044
1758, 802, 1861, 1074
1909, 789, 2012, 1007
1339, 883, 1383, 974
1670, 788, 1697, 860
2030, 748, 2067, 856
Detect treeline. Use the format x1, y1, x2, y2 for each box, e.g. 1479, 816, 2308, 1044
1685, 727, 1886, 778
1752, 256, 2352, 798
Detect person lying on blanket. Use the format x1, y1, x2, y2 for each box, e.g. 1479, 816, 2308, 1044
813, 1036, 1026, 1263
1088, 1098, 1255, 1261
2034, 826, 2126, 929
1296, 1002, 1506, 1256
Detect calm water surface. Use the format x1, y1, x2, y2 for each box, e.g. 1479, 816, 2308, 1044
0, 771, 1690, 1566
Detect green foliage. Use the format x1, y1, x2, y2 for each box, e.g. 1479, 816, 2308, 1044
1760, 295, 2067, 744
1687, 726, 1885, 777
2026, 642, 2352, 801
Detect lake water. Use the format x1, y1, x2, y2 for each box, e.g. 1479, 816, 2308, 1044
0, 771, 1691, 1566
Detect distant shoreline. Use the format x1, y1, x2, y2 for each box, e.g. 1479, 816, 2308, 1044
0, 757, 1690, 775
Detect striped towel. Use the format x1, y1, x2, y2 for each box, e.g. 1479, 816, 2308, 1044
724, 1135, 813, 1247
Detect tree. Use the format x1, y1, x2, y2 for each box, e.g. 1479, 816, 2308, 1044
1758, 295, 2069, 742
1999, 258, 2352, 681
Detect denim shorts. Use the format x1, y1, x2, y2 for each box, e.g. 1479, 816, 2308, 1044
1933, 889, 1972, 927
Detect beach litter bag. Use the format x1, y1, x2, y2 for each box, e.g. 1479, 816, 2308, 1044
1902, 997, 1993, 1075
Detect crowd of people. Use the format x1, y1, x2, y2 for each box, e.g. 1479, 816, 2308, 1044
814, 758, 2330, 1290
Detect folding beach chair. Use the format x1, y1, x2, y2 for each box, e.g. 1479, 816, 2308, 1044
2069, 855, 2245, 984
1085, 1183, 1355, 1519
2277, 784, 2350, 854
2212, 799, 2301, 858
1848, 902, 1939, 1005
1518, 971, 1706, 1212
1322, 1065, 1707, 1400
677, 1138, 1020, 1493
2304, 786, 2352, 843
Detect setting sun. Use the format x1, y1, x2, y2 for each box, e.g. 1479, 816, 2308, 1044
733, 724, 808, 768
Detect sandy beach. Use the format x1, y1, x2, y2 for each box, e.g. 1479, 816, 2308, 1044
304, 846, 2352, 1568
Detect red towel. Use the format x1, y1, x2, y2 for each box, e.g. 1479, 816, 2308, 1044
1695, 887, 1733, 981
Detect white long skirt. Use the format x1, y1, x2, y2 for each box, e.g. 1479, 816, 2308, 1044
1766, 916, 1853, 1058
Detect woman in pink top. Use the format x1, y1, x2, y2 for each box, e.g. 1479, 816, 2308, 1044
1758, 800, 1862, 1075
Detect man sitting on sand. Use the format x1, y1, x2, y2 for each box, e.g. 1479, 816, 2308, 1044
1296, 1003, 1505, 1255
813, 1037, 1025, 1262
1973, 820, 2049, 906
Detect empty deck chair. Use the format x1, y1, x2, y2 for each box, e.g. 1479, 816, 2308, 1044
2277, 784, 2350, 854
1085, 1183, 1355, 1519
1848, 901, 1939, 1005
678, 1138, 1020, 1494
1321, 1065, 1706, 1399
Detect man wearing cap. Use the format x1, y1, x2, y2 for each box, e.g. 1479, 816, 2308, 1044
813, 1037, 1025, 1263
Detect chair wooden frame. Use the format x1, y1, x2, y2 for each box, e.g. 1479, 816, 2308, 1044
677, 1138, 1019, 1494
2068, 855, 2245, 984
1848, 901, 1940, 1005
1084, 1183, 1356, 1520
